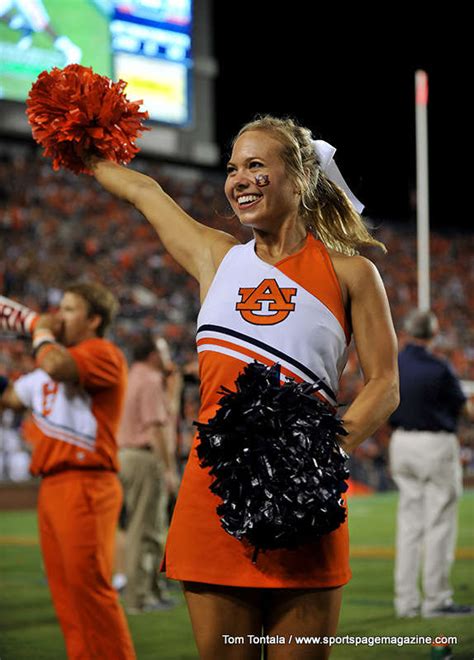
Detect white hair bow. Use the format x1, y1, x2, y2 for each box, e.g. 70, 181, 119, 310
312, 139, 364, 214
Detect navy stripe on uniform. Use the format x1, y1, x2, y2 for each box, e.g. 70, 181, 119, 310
197, 323, 336, 401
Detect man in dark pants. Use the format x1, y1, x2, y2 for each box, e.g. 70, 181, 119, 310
389, 309, 473, 619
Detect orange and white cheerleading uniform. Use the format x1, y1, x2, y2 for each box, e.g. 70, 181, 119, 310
14, 337, 136, 660
163, 233, 352, 588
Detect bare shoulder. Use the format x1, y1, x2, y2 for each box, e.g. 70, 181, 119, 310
326, 249, 382, 296
326, 249, 377, 310
326, 250, 390, 346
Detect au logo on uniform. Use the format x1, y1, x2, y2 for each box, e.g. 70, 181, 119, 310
235, 278, 297, 325
42, 382, 59, 416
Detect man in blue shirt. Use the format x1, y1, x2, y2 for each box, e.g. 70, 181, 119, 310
389, 309, 472, 618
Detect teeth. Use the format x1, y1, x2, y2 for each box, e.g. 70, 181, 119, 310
238, 194, 260, 204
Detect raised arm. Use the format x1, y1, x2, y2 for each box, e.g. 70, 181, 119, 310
89, 159, 239, 283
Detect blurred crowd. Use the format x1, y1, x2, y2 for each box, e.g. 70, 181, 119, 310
1, 139, 473, 487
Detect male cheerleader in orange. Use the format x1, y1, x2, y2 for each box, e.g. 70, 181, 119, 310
0, 282, 136, 660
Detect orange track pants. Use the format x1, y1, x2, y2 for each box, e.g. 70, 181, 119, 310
38, 470, 136, 659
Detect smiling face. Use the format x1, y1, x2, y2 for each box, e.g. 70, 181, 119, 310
224, 130, 301, 231
58, 292, 100, 347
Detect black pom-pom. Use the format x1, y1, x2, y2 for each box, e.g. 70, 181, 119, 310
195, 362, 349, 559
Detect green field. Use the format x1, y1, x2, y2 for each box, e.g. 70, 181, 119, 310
0, 491, 473, 659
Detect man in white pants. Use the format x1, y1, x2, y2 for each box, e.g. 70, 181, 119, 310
389, 309, 472, 618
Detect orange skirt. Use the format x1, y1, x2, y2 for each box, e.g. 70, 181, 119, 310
162, 433, 351, 588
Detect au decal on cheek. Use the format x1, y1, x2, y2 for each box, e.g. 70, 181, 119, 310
255, 174, 270, 187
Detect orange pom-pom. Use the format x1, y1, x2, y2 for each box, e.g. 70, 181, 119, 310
26, 64, 149, 174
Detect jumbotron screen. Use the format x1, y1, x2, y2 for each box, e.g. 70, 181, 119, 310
0, 0, 193, 125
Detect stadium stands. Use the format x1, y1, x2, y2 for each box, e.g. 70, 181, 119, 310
1, 139, 472, 485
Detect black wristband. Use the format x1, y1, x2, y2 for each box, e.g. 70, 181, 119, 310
32, 339, 57, 358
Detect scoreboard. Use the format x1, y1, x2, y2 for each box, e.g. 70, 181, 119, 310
0, 0, 193, 125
